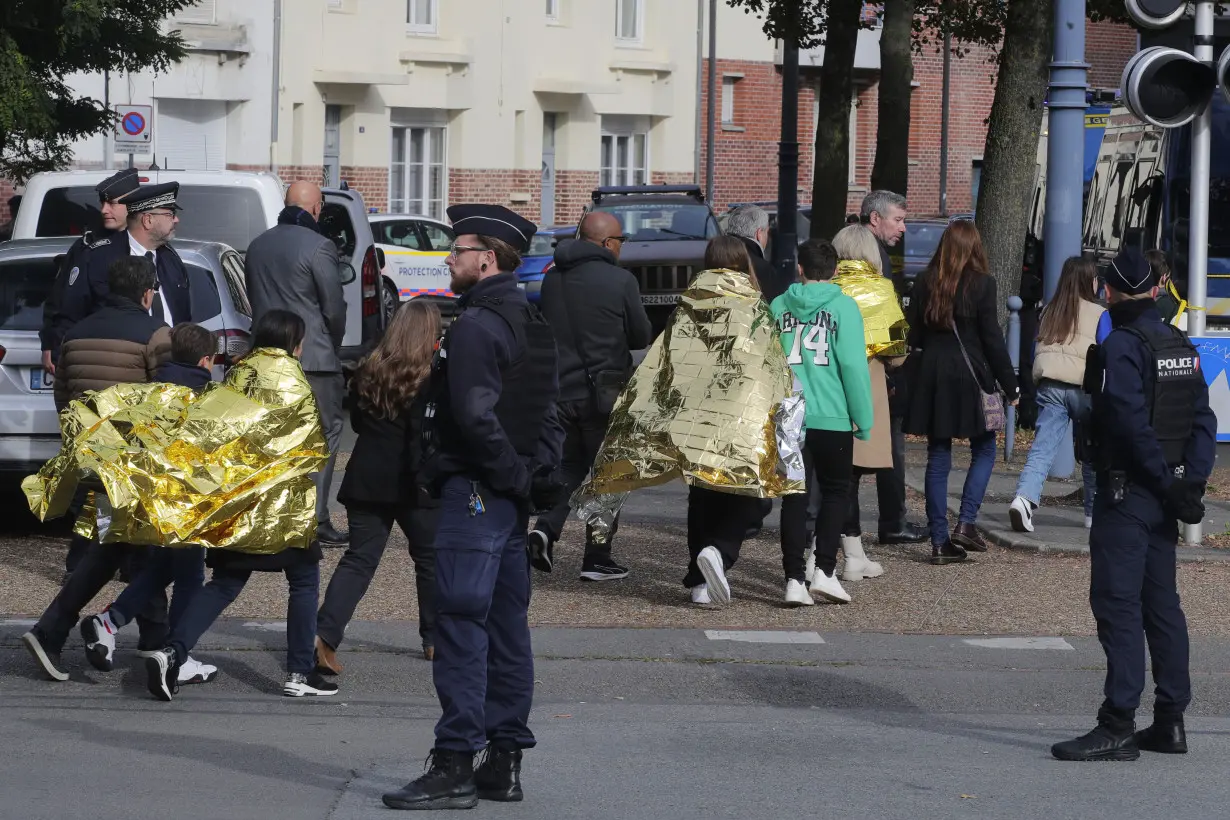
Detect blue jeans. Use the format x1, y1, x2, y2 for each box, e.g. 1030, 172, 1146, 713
109, 546, 205, 632
926, 432, 997, 546
1015, 380, 1096, 517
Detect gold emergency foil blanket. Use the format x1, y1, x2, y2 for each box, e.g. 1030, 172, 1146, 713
573, 269, 805, 538
834, 259, 908, 358
22, 349, 328, 552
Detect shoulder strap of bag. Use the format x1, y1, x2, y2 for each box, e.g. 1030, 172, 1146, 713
558, 273, 601, 402
950, 320, 985, 389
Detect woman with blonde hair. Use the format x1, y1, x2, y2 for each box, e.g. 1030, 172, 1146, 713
315, 299, 442, 672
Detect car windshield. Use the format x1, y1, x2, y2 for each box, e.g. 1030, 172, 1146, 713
904, 223, 946, 258
0, 255, 57, 332
594, 202, 719, 241
36, 185, 268, 253
527, 233, 561, 256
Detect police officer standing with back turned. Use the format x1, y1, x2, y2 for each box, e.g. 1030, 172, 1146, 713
383, 204, 563, 811
1052, 247, 1215, 762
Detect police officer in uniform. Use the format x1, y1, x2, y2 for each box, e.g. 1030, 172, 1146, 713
65, 181, 192, 328
41, 167, 141, 373
1052, 247, 1216, 762
383, 205, 563, 811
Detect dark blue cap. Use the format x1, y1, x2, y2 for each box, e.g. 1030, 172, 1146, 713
95, 168, 140, 202
447, 204, 536, 253
124, 181, 181, 214
1105, 246, 1154, 296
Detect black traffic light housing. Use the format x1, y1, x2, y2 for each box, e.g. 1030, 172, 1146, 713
1126, 0, 1188, 29
1122, 46, 1217, 127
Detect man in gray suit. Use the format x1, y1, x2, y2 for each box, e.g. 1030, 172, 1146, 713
245, 181, 349, 546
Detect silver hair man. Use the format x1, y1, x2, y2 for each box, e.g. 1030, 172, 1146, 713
860, 190, 908, 249
725, 204, 771, 250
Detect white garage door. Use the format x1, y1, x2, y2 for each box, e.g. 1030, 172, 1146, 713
155, 99, 227, 171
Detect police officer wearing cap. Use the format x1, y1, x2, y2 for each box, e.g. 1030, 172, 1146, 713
68, 181, 192, 327
1052, 247, 1216, 762
383, 204, 563, 811
41, 167, 141, 373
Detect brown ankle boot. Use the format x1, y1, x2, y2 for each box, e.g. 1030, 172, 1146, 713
315, 636, 343, 675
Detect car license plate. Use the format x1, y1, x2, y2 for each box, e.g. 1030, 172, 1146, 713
642, 294, 680, 306
30, 368, 54, 391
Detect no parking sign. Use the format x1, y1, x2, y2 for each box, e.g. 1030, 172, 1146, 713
114, 104, 153, 153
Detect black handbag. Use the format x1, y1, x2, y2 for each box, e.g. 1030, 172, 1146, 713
559, 274, 629, 414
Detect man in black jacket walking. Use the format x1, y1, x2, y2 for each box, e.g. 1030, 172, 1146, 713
726, 204, 788, 303
529, 211, 652, 581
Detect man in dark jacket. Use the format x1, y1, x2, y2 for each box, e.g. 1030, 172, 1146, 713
22, 256, 172, 682
529, 211, 652, 581
245, 181, 349, 546
726, 204, 786, 303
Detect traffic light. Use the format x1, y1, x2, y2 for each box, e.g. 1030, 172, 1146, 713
1126, 0, 1187, 29
1122, 46, 1216, 128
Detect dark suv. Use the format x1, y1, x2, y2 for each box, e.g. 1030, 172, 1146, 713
582, 185, 720, 337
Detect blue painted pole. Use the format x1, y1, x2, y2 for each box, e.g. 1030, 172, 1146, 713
1041, 0, 1087, 479
1005, 296, 1022, 463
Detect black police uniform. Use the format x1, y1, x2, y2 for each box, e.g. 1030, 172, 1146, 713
41, 168, 141, 363
384, 205, 563, 811
1053, 248, 1216, 762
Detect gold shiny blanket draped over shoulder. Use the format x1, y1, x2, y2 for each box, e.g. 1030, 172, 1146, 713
833, 259, 909, 358
22, 348, 328, 552
572, 268, 806, 539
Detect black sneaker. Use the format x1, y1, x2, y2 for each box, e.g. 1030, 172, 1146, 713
145, 647, 180, 702
382, 749, 478, 810
22, 630, 69, 682
528, 529, 554, 573
580, 557, 629, 582
1052, 708, 1139, 761
283, 672, 339, 697
474, 745, 524, 802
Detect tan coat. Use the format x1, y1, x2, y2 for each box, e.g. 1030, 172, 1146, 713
1032, 300, 1104, 387
854, 357, 900, 470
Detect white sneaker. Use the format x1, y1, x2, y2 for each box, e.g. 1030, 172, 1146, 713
1009, 495, 1036, 533
1085, 515, 1093, 529
809, 569, 852, 604
690, 584, 712, 605
177, 656, 219, 685
785, 579, 815, 607
804, 541, 816, 584
80, 612, 117, 673
696, 546, 731, 606
840, 535, 884, 581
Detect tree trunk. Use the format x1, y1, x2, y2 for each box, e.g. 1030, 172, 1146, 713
810, 0, 864, 240
870, 0, 915, 197
974, 0, 1053, 327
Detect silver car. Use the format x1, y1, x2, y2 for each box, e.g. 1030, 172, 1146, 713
0, 237, 253, 480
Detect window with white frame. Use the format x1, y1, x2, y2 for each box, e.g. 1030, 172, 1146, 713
546, 0, 560, 20
600, 116, 649, 186
615, 0, 643, 41
176, 0, 217, 24
722, 77, 737, 124
407, 0, 438, 33
390, 126, 447, 219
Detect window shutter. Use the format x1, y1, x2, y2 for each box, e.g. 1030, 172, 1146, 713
176, 0, 217, 24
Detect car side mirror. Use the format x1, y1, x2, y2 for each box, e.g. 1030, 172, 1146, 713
338, 260, 357, 285
376, 247, 386, 269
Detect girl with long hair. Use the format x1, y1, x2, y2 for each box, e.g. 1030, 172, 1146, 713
1009, 256, 1105, 533
903, 220, 1019, 565
315, 299, 442, 672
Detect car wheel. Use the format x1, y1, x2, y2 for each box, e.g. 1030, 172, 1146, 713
382, 277, 399, 323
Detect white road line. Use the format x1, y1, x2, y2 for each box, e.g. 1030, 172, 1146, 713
962, 637, 1074, 651
704, 630, 826, 645
242, 621, 288, 632
0, 619, 36, 627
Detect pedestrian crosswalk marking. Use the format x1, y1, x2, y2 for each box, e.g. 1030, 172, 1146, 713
704, 630, 826, 644
0, 619, 36, 627
962, 637, 1074, 651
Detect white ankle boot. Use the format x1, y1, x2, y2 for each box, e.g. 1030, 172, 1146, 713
841, 535, 884, 581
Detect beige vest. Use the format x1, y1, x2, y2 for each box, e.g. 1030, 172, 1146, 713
1032, 300, 1105, 387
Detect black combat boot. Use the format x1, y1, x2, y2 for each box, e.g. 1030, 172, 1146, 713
1136, 713, 1187, 754
474, 745, 524, 802
1051, 706, 1140, 761
382, 749, 478, 810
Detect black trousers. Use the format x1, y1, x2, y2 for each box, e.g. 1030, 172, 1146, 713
318, 502, 439, 650
808, 416, 907, 536
533, 397, 617, 558
783, 430, 854, 583
682, 486, 763, 588
34, 542, 168, 653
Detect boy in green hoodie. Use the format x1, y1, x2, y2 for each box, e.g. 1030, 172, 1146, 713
771, 239, 874, 606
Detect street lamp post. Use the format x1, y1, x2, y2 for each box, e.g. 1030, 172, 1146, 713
774, 39, 801, 279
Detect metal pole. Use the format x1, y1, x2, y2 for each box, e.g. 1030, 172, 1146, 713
102, 70, 113, 171
1185, 0, 1214, 545
939, 32, 951, 217
695, 0, 704, 184
270, 0, 283, 174
1042, 0, 1087, 480
706, 0, 717, 205
1006, 296, 1022, 462
774, 40, 800, 279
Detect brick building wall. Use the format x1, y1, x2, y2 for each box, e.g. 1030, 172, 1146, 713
449, 169, 542, 221
554, 170, 600, 226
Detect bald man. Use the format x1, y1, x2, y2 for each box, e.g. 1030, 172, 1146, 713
244, 183, 350, 546
528, 211, 652, 582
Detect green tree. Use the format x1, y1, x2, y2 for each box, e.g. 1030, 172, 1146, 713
0, 0, 191, 182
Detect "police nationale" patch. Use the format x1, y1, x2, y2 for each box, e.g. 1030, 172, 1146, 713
1156, 353, 1200, 380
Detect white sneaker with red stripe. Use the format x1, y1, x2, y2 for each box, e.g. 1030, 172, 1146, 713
80, 611, 118, 672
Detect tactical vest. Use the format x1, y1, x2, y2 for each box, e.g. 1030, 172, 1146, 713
1088, 322, 1203, 471
422, 295, 558, 474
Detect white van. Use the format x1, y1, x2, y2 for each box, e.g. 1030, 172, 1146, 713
12, 170, 388, 364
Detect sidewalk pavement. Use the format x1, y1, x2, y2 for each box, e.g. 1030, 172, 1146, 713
904, 457, 1230, 562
